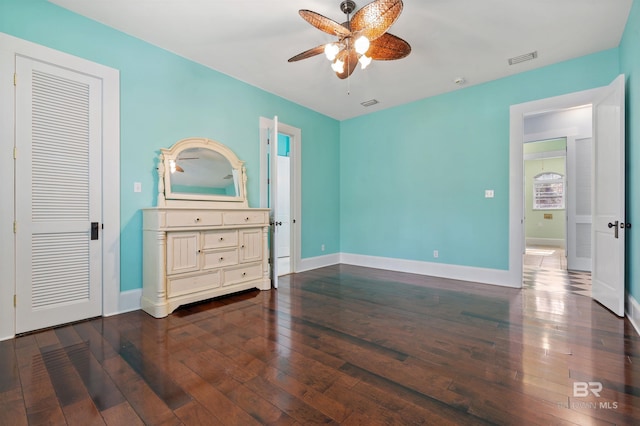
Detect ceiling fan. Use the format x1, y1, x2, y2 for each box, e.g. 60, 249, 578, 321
288, 0, 411, 79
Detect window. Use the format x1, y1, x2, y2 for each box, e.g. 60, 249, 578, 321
533, 172, 564, 210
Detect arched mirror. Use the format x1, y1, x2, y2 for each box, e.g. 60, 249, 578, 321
158, 137, 248, 207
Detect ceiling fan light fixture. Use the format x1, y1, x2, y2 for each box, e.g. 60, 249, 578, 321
324, 43, 340, 61
354, 36, 370, 55
359, 54, 372, 69
331, 59, 345, 73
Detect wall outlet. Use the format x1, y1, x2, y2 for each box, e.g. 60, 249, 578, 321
485, 189, 494, 198
433, 250, 439, 258
321, 244, 325, 251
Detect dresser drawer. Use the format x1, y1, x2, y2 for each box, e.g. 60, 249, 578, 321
166, 210, 223, 228
223, 210, 267, 225
203, 248, 238, 269
167, 270, 221, 297
223, 263, 262, 286
202, 229, 238, 249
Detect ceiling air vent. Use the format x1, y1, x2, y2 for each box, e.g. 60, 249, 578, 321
508, 51, 538, 66
361, 99, 379, 107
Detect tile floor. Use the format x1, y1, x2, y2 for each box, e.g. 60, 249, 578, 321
523, 246, 592, 297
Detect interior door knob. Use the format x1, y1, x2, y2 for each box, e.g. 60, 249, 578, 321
608, 220, 619, 238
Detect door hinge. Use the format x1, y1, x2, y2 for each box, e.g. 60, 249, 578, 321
13, 73, 17, 86
13, 147, 17, 159
13, 221, 17, 233
13, 294, 16, 307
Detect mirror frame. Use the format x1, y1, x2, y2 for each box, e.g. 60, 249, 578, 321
157, 137, 248, 208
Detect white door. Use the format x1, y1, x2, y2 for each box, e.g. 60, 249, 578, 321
592, 75, 626, 317
15, 55, 103, 333
277, 155, 291, 275
267, 116, 279, 288
566, 136, 592, 271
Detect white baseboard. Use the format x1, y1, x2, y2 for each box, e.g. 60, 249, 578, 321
297, 253, 340, 272
526, 238, 565, 248
110, 289, 142, 316
339, 253, 519, 288
626, 293, 640, 337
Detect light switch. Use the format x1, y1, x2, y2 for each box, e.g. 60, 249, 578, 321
485, 189, 494, 198
134, 182, 142, 193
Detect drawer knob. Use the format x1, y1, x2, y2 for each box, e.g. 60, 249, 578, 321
195, 217, 200, 222
245, 217, 250, 221
241, 244, 245, 249
197, 249, 201, 253
242, 272, 247, 277
219, 257, 224, 261
219, 237, 224, 241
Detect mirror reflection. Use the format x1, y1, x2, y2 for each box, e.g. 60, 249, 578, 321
169, 147, 240, 197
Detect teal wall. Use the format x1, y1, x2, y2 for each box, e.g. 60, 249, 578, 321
0, 0, 340, 291
340, 49, 619, 270
278, 134, 291, 157
621, 0, 640, 302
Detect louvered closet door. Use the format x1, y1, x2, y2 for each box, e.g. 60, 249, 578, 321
15, 56, 102, 333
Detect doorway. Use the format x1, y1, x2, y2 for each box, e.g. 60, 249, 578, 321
259, 117, 302, 279
511, 76, 626, 316
522, 137, 591, 297
276, 133, 292, 275
509, 87, 601, 287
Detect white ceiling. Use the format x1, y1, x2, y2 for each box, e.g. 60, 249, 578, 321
49, 0, 632, 120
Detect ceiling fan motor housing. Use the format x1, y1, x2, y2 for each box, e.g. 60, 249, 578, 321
340, 0, 356, 15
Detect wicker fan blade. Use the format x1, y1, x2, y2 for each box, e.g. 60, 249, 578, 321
288, 44, 326, 62
336, 49, 359, 79
350, 0, 403, 41
368, 33, 411, 60
299, 10, 351, 37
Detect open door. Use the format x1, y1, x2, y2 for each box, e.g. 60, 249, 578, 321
592, 75, 626, 317
267, 116, 279, 288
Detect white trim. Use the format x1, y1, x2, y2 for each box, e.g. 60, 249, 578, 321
510, 87, 601, 291
0, 38, 16, 341
340, 253, 519, 288
523, 150, 566, 161
626, 293, 640, 337
297, 254, 341, 272
115, 289, 142, 315
0, 33, 120, 339
524, 127, 580, 142
525, 238, 565, 248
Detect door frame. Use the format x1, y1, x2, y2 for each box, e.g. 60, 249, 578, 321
509, 87, 601, 287
259, 117, 302, 275
0, 33, 120, 340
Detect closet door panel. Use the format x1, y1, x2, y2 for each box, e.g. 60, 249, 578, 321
15, 56, 103, 333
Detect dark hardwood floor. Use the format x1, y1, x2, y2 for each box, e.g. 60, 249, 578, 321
1, 264, 639, 425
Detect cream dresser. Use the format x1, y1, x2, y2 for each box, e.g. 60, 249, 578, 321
142, 137, 272, 318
